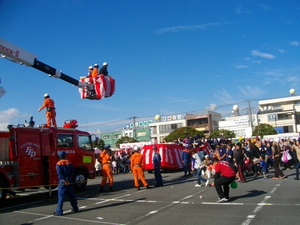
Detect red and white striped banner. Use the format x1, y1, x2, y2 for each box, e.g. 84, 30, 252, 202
79, 75, 115, 100
141, 144, 185, 171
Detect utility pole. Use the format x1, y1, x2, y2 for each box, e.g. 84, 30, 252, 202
128, 116, 139, 139
244, 100, 255, 131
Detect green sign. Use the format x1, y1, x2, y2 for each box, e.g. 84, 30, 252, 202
83, 156, 92, 163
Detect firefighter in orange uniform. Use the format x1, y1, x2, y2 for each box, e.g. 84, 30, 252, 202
91, 64, 99, 78
130, 146, 150, 190
98, 145, 114, 192
86, 65, 93, 83
38, 93, 57, 127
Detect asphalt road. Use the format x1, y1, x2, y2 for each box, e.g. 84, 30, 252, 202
1, 168, 299, 225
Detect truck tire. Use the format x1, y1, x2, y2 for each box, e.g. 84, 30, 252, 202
147, 170, 153, 174
0, 180, 7, 201
73, 170, 87, 191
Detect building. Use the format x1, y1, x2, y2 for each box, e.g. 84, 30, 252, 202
186, 110, 222, 135
149, 113, 186, 144
258, 94, 300, 134
101, 118, 153, 149
101, 110, 222, 147
219, 114, 258, 138
149, 110, 222, 143
101, 131, 122, 149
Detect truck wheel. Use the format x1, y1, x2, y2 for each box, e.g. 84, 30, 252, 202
147, 170, 153, 174
73, 170, 87, 191
0, 180, 8, 201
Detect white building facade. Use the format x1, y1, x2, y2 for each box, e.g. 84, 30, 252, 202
258, 95, 300, 134
219, 114, 258, 138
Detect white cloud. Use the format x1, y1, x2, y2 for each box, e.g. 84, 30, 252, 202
154, 22, 230, 34
251, 50, 276, 59
238, 85, 264, 98
235, 7, 251, 14
0, 108, 28, 130
206, 104, 217, 111
233, 64, 248, 69
259, 4, 271, 11
290, 41, 299, 47
166, 97, 195, 104
213, 88, 235, 104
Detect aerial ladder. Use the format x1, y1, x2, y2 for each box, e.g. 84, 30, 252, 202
0, 38, 115, 100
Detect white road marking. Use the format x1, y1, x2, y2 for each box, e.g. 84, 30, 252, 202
14, 210, 125, 224
241, 184, 279, 225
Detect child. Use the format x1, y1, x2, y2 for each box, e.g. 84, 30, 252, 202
112, 159, 118, 174
259, 155, 267, 179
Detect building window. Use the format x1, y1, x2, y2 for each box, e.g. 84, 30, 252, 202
187, 118, 208, 126
277, 113, 292, 120
295, 101, 300, 106
273, 104, 281, 110
171, 124, 178, 129
114, 134, 120, 139
103, 135, 110, 140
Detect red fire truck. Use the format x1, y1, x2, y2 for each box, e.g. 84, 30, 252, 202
0, 121, 96, 201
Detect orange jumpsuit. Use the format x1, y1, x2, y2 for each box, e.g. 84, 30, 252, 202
91, 68, 99, 78
98, 150, 113, 187
39, 98, 57, 127
130, 152, 148, 188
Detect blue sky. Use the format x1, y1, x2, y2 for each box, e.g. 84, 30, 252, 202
1, 0, 299, 135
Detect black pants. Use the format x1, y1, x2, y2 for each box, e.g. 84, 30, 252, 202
274, 157, 284, 178
214, 175, 236, 199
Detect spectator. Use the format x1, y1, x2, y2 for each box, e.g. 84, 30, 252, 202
181, 145, 192, 176
272, 141, 286, 179
210, 159, 236, 203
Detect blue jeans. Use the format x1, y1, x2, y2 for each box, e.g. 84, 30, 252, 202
196, 168, 207, 185
56, 180, 78, 215
295, 162, 300, 178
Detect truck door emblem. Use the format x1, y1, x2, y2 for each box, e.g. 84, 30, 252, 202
25, 146, 36, 157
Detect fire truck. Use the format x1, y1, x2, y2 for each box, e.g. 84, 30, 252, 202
0, 120, 96, 201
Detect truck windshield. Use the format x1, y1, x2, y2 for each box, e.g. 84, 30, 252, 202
78, 135, 92, 151
57, 134, 73, 147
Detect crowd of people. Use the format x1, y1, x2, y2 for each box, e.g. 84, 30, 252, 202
95, 149, 133, 176
176, 136, 300, 202
55, 136, 300, 215
185, 136, 300, 179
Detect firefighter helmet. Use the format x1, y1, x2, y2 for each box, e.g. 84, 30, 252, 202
44, 93, 49, 98
103, 62, 108, 66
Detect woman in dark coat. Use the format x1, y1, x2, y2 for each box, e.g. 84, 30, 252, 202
234, 143, 246, 182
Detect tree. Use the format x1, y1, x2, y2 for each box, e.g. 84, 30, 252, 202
209, 129, 236, 139
93, 138, 104, 149
164, 127, 204, 142
115, 136, 138, 149
252, 123, 277, 138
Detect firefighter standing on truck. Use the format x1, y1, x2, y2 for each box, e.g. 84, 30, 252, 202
53, 151, 78, 216
130, 146, 150, 190
99, 145, 114, 192
38, 93, 57, 127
